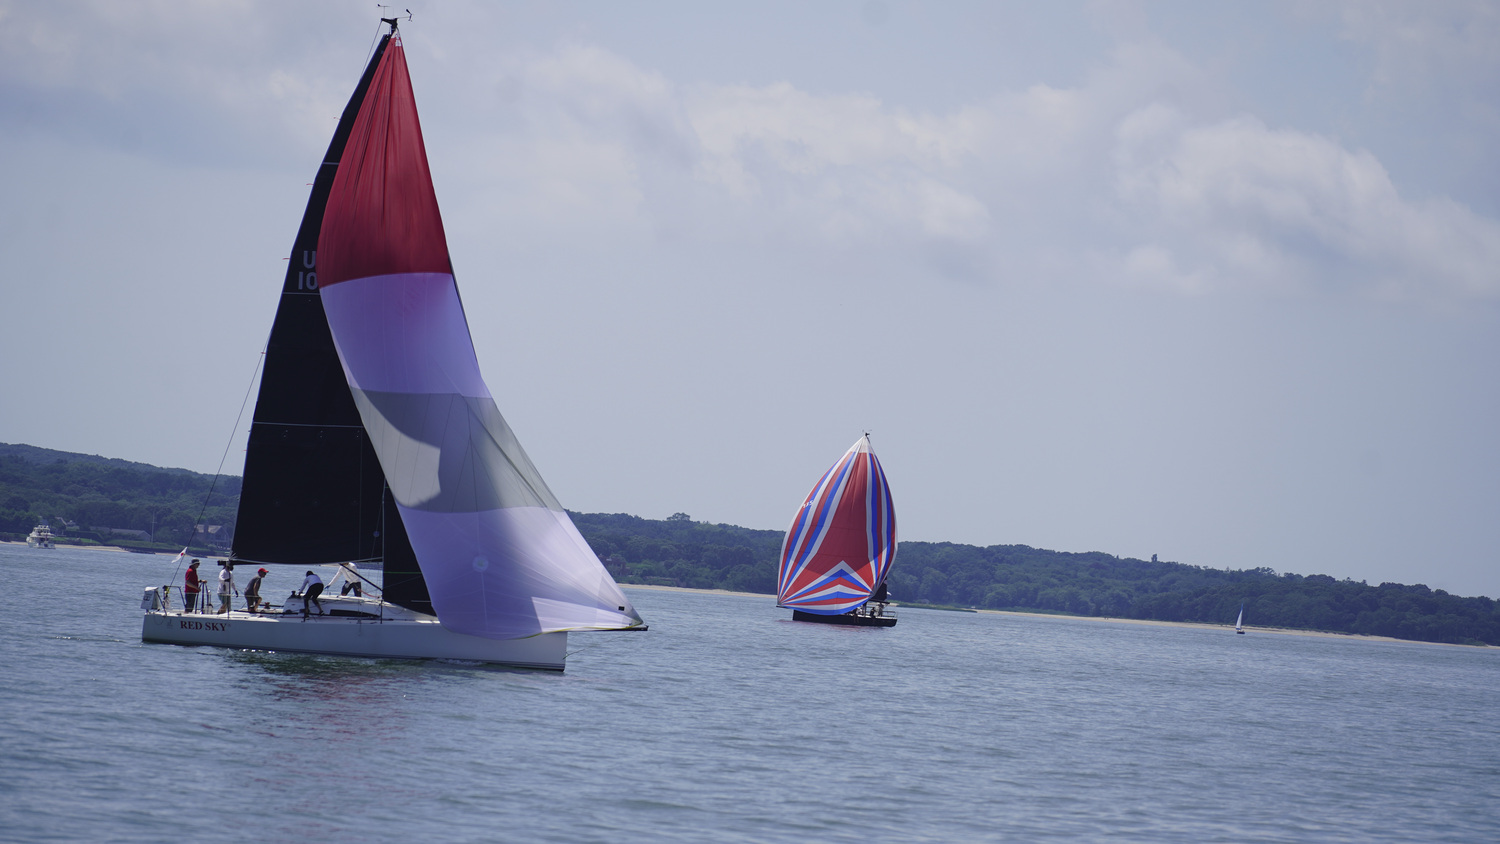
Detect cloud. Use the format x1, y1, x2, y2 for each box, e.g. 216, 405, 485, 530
490, 37, 1500, 302
1327, 1, 1500, 217
479, 43, 1001, 267
6, 3, 1495, 302
1113, 108, 1500, 299
686, 81, 995, 243
1338, 0, 1500, 98
0, 1, 376, 164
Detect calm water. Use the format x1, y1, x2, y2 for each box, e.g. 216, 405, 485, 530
2, 544, 1498, 843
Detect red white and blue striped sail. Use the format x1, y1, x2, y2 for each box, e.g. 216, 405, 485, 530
314, 36, 642, 639
777, 435, 897, 614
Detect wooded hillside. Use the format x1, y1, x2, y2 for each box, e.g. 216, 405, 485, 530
574, 511, 1500, 646
5, 443, 1495, 645
0, 443, 238, 552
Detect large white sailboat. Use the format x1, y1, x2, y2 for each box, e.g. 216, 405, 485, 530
140, 19, 644, 670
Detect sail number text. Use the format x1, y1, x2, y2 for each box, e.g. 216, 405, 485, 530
296, 250, 317, 290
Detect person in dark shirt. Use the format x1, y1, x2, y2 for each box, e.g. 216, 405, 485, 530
300, 571, 325, 617
245, 567, 268, 613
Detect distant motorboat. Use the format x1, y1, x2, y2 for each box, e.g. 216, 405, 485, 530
26, 524, 55, 549
1236, 601, 1246, 634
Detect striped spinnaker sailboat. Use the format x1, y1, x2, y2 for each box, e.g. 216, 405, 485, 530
777, 435, 897, 621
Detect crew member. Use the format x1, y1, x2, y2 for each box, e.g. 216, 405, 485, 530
339, 561, 363, 597
245, 567, 268, 613
216, 560, 237, 615
300, 570, 325, 617
183, 559, 204, 612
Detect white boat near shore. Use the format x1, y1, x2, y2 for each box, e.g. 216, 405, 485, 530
26, 524, 55, 548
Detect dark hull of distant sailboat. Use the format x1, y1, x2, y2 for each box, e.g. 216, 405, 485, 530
1236, 630, 1246, 634
792, 609, 897, 627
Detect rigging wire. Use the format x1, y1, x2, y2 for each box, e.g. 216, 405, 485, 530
169, 333, 269, 583
364, 19, 385, 68
170, 10, 398, 584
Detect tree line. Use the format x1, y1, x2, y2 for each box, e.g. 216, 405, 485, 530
573, 513, 1500, 647
0, 444, 238, 551
5, 443, 1496, 646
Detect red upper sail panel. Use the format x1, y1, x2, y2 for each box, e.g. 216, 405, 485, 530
318, 38, 452, 287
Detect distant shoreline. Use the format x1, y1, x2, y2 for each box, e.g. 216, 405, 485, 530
18, 545, 1489, 649
0, 539, 179, 556
621, 582, 1492, 649
972, 607, 1494, 647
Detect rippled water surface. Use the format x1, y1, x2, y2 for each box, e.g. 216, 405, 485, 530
2, 545, 1498, 842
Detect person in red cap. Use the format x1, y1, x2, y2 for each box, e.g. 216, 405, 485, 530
244, 567, 269, 613
182, 559, 204, 612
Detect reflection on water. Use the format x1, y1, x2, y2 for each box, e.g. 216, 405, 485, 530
222, 650, 564, 745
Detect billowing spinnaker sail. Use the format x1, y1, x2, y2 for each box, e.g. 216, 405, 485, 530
777, 435, 897, 614
315, 38, 642, 639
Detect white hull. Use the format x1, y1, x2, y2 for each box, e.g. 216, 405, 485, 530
141, 597, 567, 670
26, 526, 55, 548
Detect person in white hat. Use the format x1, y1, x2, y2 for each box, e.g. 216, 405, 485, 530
216, 561, 237, 615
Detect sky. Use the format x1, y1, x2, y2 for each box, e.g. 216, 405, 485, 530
2, 1, 1498, 598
